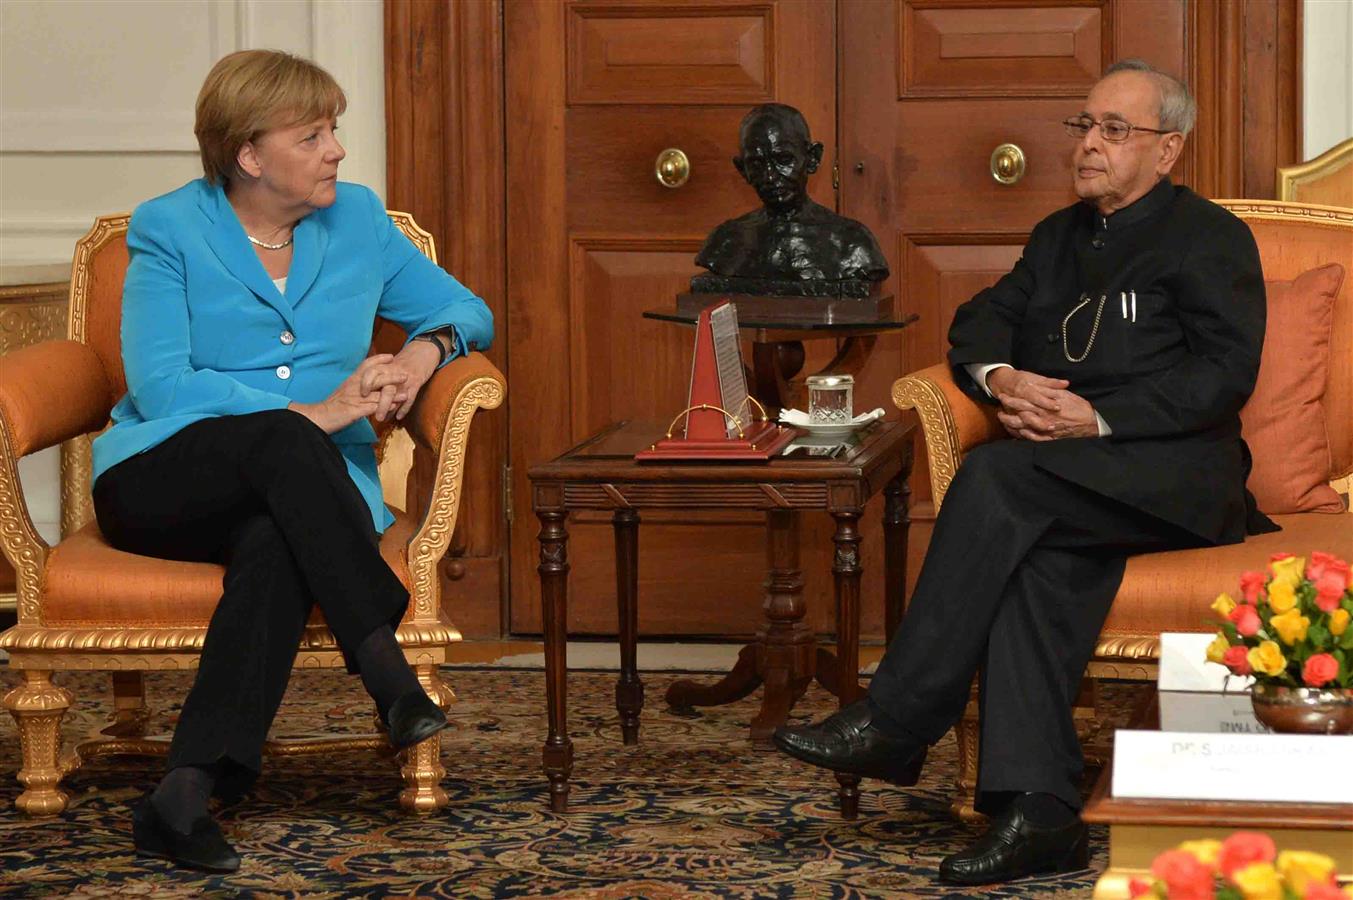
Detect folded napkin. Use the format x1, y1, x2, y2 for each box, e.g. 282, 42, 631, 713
778, 407, 886, 427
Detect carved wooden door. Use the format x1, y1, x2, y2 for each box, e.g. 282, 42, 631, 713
505, 0, 837, 634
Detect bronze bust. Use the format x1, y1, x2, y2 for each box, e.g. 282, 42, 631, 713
692, 103, 889, 299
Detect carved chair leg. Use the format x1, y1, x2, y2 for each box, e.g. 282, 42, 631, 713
950, 695, 982, 823
104, 671, 150, 738
397, 664, 452, 813
4, 671, 75, 816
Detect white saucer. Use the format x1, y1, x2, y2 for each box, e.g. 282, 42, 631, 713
798, 421, 859, 440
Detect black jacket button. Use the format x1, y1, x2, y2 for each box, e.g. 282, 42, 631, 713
1047, 333, 1058, 343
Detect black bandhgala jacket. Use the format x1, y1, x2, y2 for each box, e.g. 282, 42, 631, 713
947, 178, 1278, 544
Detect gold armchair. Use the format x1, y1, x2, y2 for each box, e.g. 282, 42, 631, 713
0, 212, 505, 816
894, 200, 1353, 818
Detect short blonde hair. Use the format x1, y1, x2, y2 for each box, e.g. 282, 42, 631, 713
194, 50, 347, 185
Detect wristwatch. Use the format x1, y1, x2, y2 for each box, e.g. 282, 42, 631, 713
413, 327, 455, 365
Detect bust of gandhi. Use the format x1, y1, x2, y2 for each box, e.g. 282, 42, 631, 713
692, 103, 889, 298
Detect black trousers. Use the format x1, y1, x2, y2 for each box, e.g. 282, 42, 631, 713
93, 410, 408, 793
867, 440, 1202, 812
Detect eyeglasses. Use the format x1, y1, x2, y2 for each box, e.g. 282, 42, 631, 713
1062, 115, 1174, 143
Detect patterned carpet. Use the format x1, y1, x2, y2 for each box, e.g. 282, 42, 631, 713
0, 666, 1143, 898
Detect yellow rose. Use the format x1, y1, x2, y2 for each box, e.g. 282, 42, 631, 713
1269, 607, 1310, 646
1205, 633, 1231, 665
1232, 862, 1282, 900
1266, 579, 1296, 614
1248, 640, 1287, 678
1176, 839, 1222, 870
1212, 592, 1239, 619
1276, 850, 1336, 894
1269, 555, 1306, 590
1331, 608, 1350, 637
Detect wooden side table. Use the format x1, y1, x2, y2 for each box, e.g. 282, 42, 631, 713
528, 419, 916, 818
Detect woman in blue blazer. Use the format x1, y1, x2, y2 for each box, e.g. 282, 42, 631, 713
90, 50, 492, 872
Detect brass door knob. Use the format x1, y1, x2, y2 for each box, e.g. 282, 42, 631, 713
990, 143, 1026, 185
655, 148, 690, 188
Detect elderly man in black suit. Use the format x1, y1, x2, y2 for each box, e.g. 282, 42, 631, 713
774, 59, 1275, 886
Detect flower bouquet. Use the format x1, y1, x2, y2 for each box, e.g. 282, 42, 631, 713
1205, 552, 1353, 733
1129, 831, 1350, 899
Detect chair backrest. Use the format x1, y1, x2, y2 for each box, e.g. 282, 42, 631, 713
61, 209, 437, 535
1218, 200, 1353, 482
1277, 138, 1353, 207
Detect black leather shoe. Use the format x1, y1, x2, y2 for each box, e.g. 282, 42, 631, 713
938, 803, 1089, 885
132, 800, 240, 873
385, 690, 448, 750
771, 699, 927, 785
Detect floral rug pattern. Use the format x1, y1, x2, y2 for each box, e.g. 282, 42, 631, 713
0, 667, 1145, 898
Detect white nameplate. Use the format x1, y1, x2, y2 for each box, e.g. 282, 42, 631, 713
1158, 632, 1253, 692
1113, 730, 1353, 804
1157, 690, 1270, 735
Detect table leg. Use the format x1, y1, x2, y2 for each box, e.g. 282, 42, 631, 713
613, 508, 643, 745
538, 507, 573, 812
664, 509, 814, 744
883, 439, 914, 644
749, 509, 814, 742
826, 508, 865, 819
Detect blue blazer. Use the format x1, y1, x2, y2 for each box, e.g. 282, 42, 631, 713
91, 178, 494, 532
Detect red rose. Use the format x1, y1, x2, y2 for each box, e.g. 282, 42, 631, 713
1270, 552, 1294, 562
1221, 645, 1252, 676
1315, 579, 1348, 615
1127, 876, 1156, 898
1302, 653, 1339, 688
1229, 603, 1261, 637
1306, 551, 1347, 582
1238, 570, 1266, 604
1218, 831, 1276, 879
1304, 883, 1345, 900
1150, 850, 1213, 900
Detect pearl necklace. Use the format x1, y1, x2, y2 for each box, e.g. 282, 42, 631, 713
247, 233, 293, 251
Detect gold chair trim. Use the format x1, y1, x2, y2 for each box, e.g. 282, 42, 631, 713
892, 373, 962, 508
0, 622, 461, 655
1274, 138, 1353, 202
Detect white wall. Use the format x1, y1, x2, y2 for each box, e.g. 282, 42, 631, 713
0, 0, 385, 547
1304, 0, 1353, 158
0, 0, 386, 268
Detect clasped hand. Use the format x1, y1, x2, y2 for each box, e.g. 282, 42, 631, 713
985, 368, 1100, 442
291, 341, 441, 434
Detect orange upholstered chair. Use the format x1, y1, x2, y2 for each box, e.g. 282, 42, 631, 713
892, 200, 1352, 818
0, 212, 505, 816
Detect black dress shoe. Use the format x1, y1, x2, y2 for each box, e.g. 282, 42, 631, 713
385, 690, 448, 750
938, 803, 1089, 885
771, 699, 927, 785
132, 800, 240, 873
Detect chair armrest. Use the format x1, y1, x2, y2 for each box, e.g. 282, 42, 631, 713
892, 363, 1005, 509
402, 352, 506, 611
0, 340, 112, 614
0, 340, 113, 458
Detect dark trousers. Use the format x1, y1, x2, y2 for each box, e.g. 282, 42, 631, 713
867, 440, 1200, 812
93, 410, 408, 792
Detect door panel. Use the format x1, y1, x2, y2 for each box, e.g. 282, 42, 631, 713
507, 0, 835, 635
567, 3, 776, 105
902, 2, 1107, 96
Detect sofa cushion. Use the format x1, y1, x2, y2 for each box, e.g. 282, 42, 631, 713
42, 510, 416, 626
1240, 263, 1346, 514
1102, 512, 1352, 638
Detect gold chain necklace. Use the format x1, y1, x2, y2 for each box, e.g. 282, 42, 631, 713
1062, 293, 1106, 363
